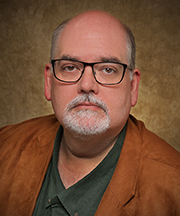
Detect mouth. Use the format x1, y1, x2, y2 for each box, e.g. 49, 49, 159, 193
73, 102, 102, 111
66, 94, 108, 115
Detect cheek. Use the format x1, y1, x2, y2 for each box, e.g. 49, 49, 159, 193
105, 85, 132, 128
51, 82, 76, 123
108, 95, 131, 118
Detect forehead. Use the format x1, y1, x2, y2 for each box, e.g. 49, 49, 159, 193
56, 12, 128, 62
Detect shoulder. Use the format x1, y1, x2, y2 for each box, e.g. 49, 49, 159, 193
128, 115, 180, 168
0, 114, 59, 138
129, 116, 180, 175
0, 114, 60, 150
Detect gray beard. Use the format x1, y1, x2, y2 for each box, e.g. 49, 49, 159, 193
63, 94, 110, 140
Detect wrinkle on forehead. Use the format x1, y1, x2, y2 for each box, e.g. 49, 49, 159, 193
59, 54, 124, 64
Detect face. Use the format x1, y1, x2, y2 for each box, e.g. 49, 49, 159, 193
45, 11, 141, 139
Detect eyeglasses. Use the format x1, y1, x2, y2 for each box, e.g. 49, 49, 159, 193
51, 59, 132, 85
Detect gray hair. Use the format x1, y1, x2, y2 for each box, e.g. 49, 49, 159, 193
122, 23, 136, 70
50, 18, 136, 71
50, 19, 70, 61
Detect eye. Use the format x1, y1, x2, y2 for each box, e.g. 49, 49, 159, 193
64, 65, 77, 72
61, 63, 80, 72
101, 67, 116, 74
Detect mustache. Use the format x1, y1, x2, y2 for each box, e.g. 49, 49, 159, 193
65, 93, 108, 114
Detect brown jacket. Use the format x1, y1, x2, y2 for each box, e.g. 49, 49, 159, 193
0, 115, 180, 216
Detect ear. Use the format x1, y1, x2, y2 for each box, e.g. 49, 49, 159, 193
44, 63, 52, 101
131, 68, 141, 107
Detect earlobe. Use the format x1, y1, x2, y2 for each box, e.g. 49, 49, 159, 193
131, 68, 141, 107
44, 63, 52, 101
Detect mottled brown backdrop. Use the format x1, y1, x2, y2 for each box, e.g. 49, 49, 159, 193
0, 0, 179, 151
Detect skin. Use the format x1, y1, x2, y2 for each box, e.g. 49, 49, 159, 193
44, 10, 141, 188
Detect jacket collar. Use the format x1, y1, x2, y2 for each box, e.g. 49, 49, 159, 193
37, 115, 60, 148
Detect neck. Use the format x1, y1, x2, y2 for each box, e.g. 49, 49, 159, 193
58, 130, 118, 188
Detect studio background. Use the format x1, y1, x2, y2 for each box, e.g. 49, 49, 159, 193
0, 0, 179, 151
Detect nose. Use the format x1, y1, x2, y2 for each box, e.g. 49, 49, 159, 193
77, 66, 99, 94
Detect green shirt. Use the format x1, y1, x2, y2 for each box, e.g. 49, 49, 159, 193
33, 125, 126, 216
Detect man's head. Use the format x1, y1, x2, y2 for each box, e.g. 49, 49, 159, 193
44, 10, 141, 140
50, 12, 136, 71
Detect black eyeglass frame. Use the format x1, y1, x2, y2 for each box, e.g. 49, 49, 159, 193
51, 59, 132, 85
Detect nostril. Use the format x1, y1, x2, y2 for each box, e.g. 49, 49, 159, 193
80, 89, 95, 94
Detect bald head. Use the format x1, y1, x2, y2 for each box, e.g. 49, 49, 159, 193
50, 10, 135, 69
65, 10, 122, 31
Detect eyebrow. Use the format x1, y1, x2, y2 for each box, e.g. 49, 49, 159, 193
59, 55, 122, 63
100, 57, 121, 63
60, 55, 79, 61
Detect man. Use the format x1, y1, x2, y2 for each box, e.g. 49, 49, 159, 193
0, 10, 180, 216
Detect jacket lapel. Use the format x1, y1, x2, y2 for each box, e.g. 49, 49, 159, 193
0, 115, 59, 216
95, 116, 142, 215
